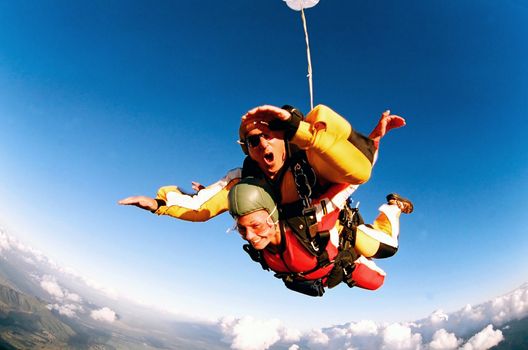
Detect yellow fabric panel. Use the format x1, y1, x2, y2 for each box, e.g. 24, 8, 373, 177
155, 185, 180, 201
372, 212, 393, 236
306, 105, 352, 140
354, 229, 382, 258
155, 179, 240, 222
291, 104, 372, 185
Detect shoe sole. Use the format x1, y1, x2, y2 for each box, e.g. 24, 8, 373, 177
386, 193, 413, 214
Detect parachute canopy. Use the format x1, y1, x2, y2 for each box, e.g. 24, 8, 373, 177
284, 0, 320, 11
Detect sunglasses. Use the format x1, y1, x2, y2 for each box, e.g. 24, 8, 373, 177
244, 133, 272, 148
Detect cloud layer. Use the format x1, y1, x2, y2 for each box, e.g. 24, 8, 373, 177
0, 228, 118, 323
219, 283, 527, 350
0, 227, 524, 349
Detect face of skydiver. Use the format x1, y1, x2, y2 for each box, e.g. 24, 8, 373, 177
236, 209, 280, 250
245, 124, 287, 179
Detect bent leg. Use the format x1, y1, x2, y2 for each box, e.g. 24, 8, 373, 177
354, 204, 402, 259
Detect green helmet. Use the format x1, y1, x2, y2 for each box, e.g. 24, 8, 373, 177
228, 178, 279, 222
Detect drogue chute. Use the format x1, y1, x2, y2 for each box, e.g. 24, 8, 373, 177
283, 0, 320, 11
282, 0, 320, 110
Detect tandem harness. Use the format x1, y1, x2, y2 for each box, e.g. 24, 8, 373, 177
242, 148, 365, 297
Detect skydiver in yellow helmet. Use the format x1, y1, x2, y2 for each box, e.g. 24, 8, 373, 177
119, 104, 412, 294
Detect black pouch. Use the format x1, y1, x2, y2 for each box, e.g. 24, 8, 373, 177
283, 278, 325, 297
326, 249, 358, 288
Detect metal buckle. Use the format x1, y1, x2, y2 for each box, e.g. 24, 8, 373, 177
302, 206, 318, 238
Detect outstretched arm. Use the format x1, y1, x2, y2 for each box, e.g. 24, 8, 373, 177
118, 196, 159, 211
368, 110, 406, 148
118, 168, 242, 222
292, 105, 375, 185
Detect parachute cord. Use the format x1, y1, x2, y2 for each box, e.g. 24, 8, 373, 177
300, 7, 314, 111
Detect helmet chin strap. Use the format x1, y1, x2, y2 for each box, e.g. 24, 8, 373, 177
266, 205, 279, 226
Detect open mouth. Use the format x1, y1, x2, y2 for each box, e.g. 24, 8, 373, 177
264, 152, 274, 163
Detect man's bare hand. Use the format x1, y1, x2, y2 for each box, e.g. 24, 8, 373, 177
118, 196, 158, 211
242, 105, 291, 124
369, 110, 406, 142
191, 181, 205, 192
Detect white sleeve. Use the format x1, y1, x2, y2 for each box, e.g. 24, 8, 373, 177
165, 168, 242, 210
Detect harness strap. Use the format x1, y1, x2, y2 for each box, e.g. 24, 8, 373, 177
285, 215, 322, 255
327, 199, 364, 288
272, 227, 333, 282
287, 143, 317, 208
279, 200, 305, 219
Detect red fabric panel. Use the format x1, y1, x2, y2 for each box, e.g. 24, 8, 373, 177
351, 262, 385, 290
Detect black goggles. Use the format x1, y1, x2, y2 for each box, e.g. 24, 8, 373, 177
244, 133, 272, 148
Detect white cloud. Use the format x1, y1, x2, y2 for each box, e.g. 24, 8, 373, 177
459, 325, 503, 350
349, 320, 379, 336
21, 256, 36, 265
79, 276, 119, 300
460, 304, 486, 324
429, 309, 449, 325
40, 275, 65, 299
0, 229, 13, 253
1, 228, 119, 301
381, 323, 422, 350
39, 274, 82, 304
306, 328, 330, 347
40, 275, 84, 319
47, 303, 83, 318
490, 286, 528, 324
90, 307, 117, 323
428, 329, 460, 350
65, 291, 82, 302
219, 316, 300, 350
281, 325, 303, 343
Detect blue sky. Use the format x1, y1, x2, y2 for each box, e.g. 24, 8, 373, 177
1, 0, 527, 331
